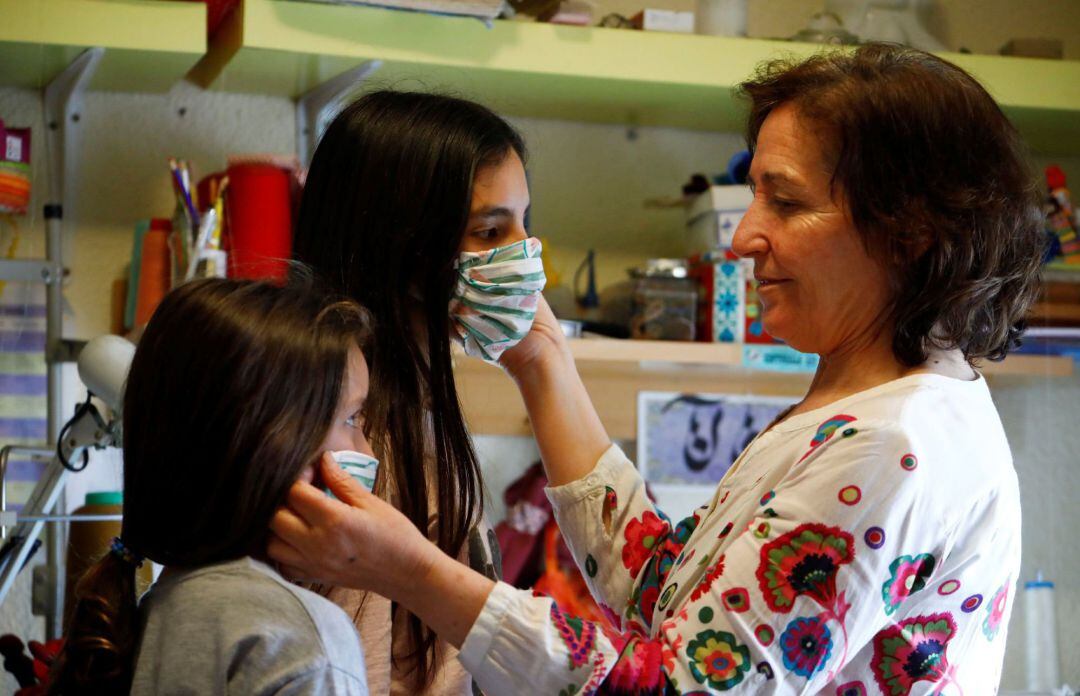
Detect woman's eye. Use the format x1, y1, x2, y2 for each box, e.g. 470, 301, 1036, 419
345, 410, 363, 429
772, 198, 799, 212
473, 228, 498, 241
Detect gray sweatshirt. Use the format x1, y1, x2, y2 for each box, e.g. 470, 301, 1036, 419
131, 557, 368, 695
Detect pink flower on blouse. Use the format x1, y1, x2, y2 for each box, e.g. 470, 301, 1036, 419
983, 583, 1009, 640
881, 554, 936, 616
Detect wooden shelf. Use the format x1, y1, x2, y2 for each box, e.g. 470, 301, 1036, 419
1030, 302, 1080, 324
455, 338, 1075, 437
189, 0, 1080, 153
0, 0, 206, 92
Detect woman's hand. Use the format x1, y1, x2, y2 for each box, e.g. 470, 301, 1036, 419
499, 293, 570, 379
268, 453, 439, 602
269, 454, 498, 648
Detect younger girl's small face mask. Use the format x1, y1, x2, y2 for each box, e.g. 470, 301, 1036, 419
324, 450, 378, 496
449, 237, 546, 364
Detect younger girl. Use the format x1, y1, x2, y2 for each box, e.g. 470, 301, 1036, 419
50, 278, 372, 695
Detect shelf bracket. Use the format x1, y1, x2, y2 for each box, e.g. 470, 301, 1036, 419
295, 60, 383, 167
25, 46, 103, 641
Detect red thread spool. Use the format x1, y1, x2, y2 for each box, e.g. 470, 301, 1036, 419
225, 162, 292, 282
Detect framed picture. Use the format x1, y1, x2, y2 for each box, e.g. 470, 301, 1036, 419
637, 391, 796, 488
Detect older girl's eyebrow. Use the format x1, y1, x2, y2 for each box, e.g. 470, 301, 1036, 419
469, 206, 514, 219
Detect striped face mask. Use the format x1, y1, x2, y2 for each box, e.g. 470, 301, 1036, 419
450, 237, 546, 363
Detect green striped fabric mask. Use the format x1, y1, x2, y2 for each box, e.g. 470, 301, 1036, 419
450, 237, 546, 363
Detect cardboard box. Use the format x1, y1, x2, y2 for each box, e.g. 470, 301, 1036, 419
686, 185, 752, 254
631, 9, 695, 33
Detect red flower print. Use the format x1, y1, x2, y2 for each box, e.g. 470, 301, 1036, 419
660, 633, 683, 674
599, 602, 623, 632
637, 585, 660, 624
622, 511, 669, 578
601, 635, 665, 694
691, 555, 726, 602
757, 523, 855, 613
872, 612, 957, 696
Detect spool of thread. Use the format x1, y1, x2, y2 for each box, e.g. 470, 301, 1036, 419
110, 277, 127, 336
1024, 572, 1061, 692
225, 162, 292, 282
134, 225, 171, 326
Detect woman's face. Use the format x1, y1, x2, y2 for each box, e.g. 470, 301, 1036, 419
731, 103, 892, 356
300, 346, 373, 484
458, 149, 531, 254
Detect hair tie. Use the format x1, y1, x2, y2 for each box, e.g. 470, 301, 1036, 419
110, 537, 144, 568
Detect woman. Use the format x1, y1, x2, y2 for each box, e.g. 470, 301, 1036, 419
271, 45, 1044, 694
292, 91, 535, 693
51, 278, 372, 694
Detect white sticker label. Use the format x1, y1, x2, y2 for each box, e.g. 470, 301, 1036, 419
5, 135, 22, 162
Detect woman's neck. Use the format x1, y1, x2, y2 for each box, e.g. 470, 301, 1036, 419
791, 330, 975, 418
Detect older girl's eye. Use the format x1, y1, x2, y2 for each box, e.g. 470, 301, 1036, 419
345, 409, 363, 429
473, 228, 498, 241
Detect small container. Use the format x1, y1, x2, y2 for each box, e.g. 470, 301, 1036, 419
695, 0, 747, 36
558, 320, 584, 338
685, 185, 753, 255
629, 260, 698, 341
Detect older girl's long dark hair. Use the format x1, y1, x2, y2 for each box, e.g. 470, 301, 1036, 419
49, 278, 371, 694
293, 90, 525, 687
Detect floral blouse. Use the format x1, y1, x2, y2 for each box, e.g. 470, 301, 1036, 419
459, 373, 1021, 694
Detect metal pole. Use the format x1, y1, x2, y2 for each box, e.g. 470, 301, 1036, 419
0, 447, 56, 541
39, 47, 103, 641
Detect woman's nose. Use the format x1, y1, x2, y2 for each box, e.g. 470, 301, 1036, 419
731, 201, 768, 259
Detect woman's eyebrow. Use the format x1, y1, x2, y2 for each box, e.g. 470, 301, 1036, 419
748, 171, 804, 189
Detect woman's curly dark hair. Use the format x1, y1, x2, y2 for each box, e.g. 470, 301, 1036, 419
740, 43, 1047, 366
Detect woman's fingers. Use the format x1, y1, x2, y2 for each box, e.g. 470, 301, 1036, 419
319, 455, 373, 507
266, 532, 306, 567
285, 477, 345, 523
269, 506, 311, 543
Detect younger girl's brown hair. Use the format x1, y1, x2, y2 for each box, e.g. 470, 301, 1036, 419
49, 277, 372, 694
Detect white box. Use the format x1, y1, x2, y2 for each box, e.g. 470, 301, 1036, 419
686, 185, 752, 254
636, 9, 695, 33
